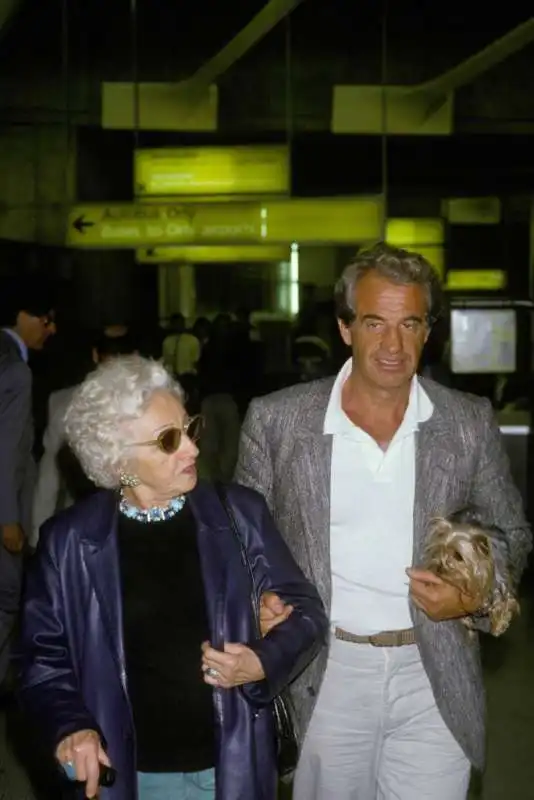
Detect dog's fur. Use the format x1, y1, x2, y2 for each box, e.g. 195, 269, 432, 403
422, 509, 519, 636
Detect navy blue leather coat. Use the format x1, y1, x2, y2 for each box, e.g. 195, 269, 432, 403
18, 482, 328, 800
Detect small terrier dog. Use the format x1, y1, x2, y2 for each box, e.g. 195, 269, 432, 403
422, 508, 519, 636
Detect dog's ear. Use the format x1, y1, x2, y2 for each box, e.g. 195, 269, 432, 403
488, 592, 520, 637
427, 516, 452, 539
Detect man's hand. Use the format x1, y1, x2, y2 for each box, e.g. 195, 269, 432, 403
56, 729, 111, 799
1, 523, 25, 554
201, 641, 265, 688
259, 591, 293, 637
406, 568, 481, 622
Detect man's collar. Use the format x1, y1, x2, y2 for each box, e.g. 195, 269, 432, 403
2, 328, 28, 362
324, 358, 433, 435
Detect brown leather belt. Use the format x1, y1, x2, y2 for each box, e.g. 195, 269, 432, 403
334, 626, 417, 647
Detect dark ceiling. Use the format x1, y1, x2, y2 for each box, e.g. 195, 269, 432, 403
1, 1, 531, 84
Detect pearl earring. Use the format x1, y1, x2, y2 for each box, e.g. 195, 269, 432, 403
119, 471, 141, 488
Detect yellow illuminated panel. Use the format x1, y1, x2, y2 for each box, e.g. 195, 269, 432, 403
446, 270, 507, 291
386, 218, 444, 247
102, 82, 218, 132
67, 197, 384, 248
136, 245, 289, 264
66, 203, 263, 248
141, 194, 274, 205
417, 246, 444, 280
443, 198, 501, 225
332, 86, 453, 135
264, 198, 382, 243
385, 219, 444, 279
135, 146, 289, 196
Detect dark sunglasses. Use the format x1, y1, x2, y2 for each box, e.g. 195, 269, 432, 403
128, 415, 204, 454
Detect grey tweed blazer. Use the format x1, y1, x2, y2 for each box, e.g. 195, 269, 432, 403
235, 376, 531, 770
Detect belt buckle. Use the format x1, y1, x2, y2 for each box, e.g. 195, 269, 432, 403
368, 633, 387, 647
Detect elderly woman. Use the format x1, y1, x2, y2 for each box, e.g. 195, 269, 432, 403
18, 356, 327, 800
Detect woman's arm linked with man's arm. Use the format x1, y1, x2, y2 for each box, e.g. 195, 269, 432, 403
202, 486, 328, 703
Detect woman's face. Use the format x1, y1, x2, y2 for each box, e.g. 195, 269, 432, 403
122, 390, 199, 500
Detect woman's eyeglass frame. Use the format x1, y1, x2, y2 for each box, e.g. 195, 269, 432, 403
125, 415, 204, 454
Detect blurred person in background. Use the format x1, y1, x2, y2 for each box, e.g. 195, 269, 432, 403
0, 279, 56, 684
18, 355, 327, 800
198, 314, 241, 482
32, 330, 138, 545
162, 312, 201, 378
191, 317, 212, 351
292, 336, 332, 383
232, 308, 264, 415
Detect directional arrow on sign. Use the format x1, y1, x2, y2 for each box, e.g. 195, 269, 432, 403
72, 215, 95, 234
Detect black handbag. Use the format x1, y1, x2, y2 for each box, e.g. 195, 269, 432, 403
215, 484, 299, 781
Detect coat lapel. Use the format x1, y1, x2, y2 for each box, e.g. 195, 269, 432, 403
413, 398, 463, 564
289, 381, 333, 613
188, 484, 230, 652
80, 492, 127, 691
80, 488, 230, 712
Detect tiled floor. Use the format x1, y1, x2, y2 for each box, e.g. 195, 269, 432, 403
1, 595, 533, 799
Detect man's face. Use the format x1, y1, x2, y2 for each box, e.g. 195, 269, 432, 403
17, 310, 56, 350
338, 271, 429, 392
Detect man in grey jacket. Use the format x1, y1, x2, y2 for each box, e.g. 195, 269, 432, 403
0, 281, 56, 682
236, 243, 531, 800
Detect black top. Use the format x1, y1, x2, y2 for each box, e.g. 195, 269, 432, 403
118, 501, 215, 773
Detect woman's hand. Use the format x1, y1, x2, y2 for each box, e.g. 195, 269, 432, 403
56, 729, 111, 798
201, 641, 265, 688
259, 591, 293, 636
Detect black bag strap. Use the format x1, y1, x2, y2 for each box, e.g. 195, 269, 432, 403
215, 483, 261, 639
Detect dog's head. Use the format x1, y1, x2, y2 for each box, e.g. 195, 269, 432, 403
423, 510, 519, 636
423, 517, 495, 604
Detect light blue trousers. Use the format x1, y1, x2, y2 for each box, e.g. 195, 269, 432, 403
137, 768, 215, 800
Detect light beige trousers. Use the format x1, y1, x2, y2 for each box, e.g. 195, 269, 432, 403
293, 636, 471, 800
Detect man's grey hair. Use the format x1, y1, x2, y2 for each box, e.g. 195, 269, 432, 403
334, 242, 443, 326
64, 355, 184, 489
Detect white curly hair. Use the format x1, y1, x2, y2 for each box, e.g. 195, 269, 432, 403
64, 355, 184, 489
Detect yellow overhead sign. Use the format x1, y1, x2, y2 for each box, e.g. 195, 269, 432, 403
386, 218, 444, 278
386, 218, 444, 247
66, 204, 263, 248
135, 145, 290, 196
443, 197, 501, 225
136, 245, 289, 264
66, 197, 383, 248
265, 197, 382, 243
446, 270, 507, 291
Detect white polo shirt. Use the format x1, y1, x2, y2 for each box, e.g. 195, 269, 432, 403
324, 359, 433, 635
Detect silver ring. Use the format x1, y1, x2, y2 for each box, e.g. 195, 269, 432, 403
206, 667, 219, 679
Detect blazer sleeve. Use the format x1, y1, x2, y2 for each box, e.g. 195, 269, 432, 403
234, 399, 275, 513
0, 361, 31, 525
17, 526, 104, 750
468, 399, 532, 631
231, 490, 328, 706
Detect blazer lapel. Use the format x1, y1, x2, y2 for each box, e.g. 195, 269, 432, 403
413, 403, 462, 564
80, 493, 127, 692
290, 381, 333, 613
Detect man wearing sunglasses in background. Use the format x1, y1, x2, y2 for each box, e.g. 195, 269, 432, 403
32, 329, 138, 545
0, 279, 56, 686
